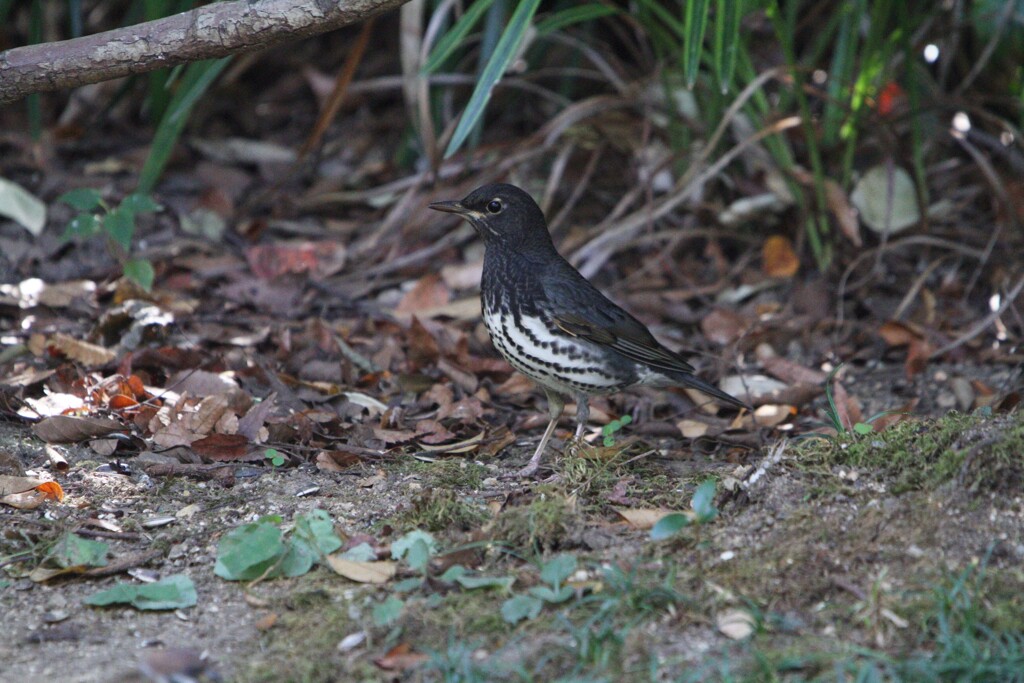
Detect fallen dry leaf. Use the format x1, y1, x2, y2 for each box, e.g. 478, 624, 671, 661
191, 433, 250, 460
395, 273, 450, 314
245, 240, 346, 279
677, 419, 710, 438
762, 235, 799, 278
48, 333, 117, 367
374, 643, 429, 671
701, 309, 751, 346
32, 415, 122, 444
717, 608, 756, 640
614, 507, 683, 530
325, 556, 396, 584
878, 320, 924, 347
315, 450, 362, 472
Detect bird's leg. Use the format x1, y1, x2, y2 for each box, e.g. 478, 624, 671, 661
573, 394, 590, 439
510, 389, 564, 479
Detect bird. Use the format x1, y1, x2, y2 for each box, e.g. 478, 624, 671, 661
429, 183, 747, 477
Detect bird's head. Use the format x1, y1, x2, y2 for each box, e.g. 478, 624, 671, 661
429, 183, 553, 253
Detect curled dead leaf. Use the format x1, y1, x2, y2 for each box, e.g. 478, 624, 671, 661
717, 608, 756, 640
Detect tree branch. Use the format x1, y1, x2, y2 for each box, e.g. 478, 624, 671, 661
0, 0, 410, 105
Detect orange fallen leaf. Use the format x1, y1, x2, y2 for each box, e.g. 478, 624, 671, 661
374, 643, 429, 671
762, 235, 799, 278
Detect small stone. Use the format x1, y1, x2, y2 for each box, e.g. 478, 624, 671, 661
950, 377, 975, 411
936, 391, 957, 409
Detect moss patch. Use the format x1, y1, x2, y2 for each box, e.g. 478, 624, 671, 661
797, 410, 1024, 494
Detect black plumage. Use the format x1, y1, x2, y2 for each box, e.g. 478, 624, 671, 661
430, 183, 746, 477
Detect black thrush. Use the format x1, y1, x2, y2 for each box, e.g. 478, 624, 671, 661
429, 183, 747, 477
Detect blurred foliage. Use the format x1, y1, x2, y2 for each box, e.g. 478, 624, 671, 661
2, 1, 1022, 270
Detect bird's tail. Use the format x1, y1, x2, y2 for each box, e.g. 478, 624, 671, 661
668, 370, 750, 411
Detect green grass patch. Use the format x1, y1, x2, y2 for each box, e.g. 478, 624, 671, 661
389, 488, 491, 533
798, 410, 1024, 494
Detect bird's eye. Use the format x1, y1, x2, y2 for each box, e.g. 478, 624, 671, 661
486, 199, 504, 214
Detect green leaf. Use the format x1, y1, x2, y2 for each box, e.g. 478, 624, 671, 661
0, 177, 47, 236
85, 574, 197, 611
339, 542, 376, 562
444, 0, 542, 158
276, 511, 342, 579
423, 0, 498, 74
441, 565, 516, 591
853, 422, 874, 435
104, 208, 135, 251
691, 479, 718, 521
120, 192, 161, 215
535, 4, 618, 35
214, 521, 285, 581
372, 596, 404, 627
501, 594, 543, 624
391, 530, 438, 571
392, 577, 425, 592
57, 187, 103, 212
650, 513, 691, 541
529, 585, 574, 604
123, 258, 155, 291
292, 509, 343, 558
63, 213, 98, 239
48, 532, 108, 569
138, 57, 231, 194
539, 553, 576, 587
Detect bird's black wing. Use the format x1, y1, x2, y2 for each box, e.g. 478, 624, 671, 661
542, 258, 748, 410
540, 261, 697, 376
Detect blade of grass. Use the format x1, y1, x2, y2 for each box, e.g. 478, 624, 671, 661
138, 57, 231, 194
767, 0, 831, 270
443, 0, 541, 158
683, 0, 710, 88
68, 0, 83, 37
535, 4, 618, 36
713, 0, 741, 93
423, 0, 497, 74
468, 0, 509, 150
635, 0, 685, 41
27, 0, 43, 141
143, 0, 174, 122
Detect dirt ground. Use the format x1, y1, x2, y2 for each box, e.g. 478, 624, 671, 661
2, 359, 1022, 681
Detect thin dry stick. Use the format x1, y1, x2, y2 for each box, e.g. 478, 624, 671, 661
891, 257, 950, 321
548, 143, 605, 234
542, 142, 576, 215
298, 17, 377, 159
952, 130, 1016, 298
574, 115, 801, 279
570, 67, 789, 278
835, 236, 987, 328
952, 0, 1016, 96
929, 274, 1024, 359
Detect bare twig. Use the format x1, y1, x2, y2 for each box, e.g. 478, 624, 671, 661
929, 274, 1024, 359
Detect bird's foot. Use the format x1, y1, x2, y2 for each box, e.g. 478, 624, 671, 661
500, 462, 542, 480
